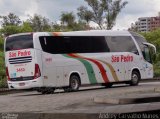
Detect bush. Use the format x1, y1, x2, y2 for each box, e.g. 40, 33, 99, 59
0, 37, 4, 51
0, 52, 5, 72
0, 77, 7, 88
153, 63, 160, 77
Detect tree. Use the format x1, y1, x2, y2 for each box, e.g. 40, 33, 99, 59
60, 12, 76, 28
102, 0, 128, 29
51, 22, 62, 32
141, 29, 160, 53
0, 13, 21, 27
0, 13, 22, 36
79, 0, 104, 29
77, 6, 93, 24
72, 21, 88, 31
78, 0, 128, 29
0, 36, 4, 51
140, 29, 160, 77
27, 14, 51, 32
60, 12, 89, 31
0, 25, 21, 36
20, 22, 33, 32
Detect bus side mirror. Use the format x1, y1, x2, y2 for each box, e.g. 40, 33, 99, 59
131, 50, 139, 55
143, 42, 156, 54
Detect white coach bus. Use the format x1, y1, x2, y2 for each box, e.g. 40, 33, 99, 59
4, 30, 156, 93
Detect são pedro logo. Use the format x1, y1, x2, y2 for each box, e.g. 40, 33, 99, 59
111, 55, 133, 63
9, 50, 31, 58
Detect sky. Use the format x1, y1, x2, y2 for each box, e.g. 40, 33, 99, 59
0, 0, 160, 30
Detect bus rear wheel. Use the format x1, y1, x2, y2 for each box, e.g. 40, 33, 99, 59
38, 87, 55, 94
69, 75, 80, 92
130, 71, 140, 86
102, 83, 113, 88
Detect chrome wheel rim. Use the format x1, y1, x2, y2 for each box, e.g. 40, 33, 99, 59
132, 73, 138, 84
71, 78, 78, 90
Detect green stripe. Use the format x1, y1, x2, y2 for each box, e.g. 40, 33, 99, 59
62, 54, 97, 84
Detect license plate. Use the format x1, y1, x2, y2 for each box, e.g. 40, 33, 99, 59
19, 83, 25, 86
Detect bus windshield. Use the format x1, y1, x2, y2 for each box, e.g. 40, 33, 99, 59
6, 34, 33, 51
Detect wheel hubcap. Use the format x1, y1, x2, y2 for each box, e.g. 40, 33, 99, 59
132, 74, 138, 84
71, 79, 78, 90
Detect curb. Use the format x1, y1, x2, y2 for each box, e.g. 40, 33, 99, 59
0, 88, 9, 93
0, 88, 26, 95
1, 111, 160, 119
94, 87, 160, 104
94, 94, 160, 104
154, 87, 160, 92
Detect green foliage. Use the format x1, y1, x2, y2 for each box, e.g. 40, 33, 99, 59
0, 25, 21, 36
79, 0, 103, 29
0, 36, 4, 51
0, 51, 6, 88
77, 6, 93, 24
0, 77, 7, 88
153, 63, 160, 77
141, 29, 160, 53
0, 36, 6, 88
0, 52, 5, 73
78, 0, 128, 29
27, 14, 51, 32
102, 0, 128, 30
0, 13, 21, 27
20, 22, 33, 32
60, 12, 88, 31
60, 12, 76, 27
141, 29, 160, 77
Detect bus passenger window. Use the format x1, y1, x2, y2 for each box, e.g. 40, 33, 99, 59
106, 36, 138, 53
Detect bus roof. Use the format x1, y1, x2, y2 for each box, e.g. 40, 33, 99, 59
8, 30, 133, 37
58, 30, 131, 36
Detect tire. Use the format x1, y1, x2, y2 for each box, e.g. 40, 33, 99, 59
69, 75, 80, 92
39, 87, 55, 94
63, 87, 71, 92
130, 71, 140, 86
103, 83, 113, 88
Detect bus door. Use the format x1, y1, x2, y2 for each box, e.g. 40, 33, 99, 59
56, 66, 64, 87
142, 45, 154, 78
42, 52, 57, 87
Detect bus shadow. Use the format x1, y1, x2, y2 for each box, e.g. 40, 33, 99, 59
14, 84, 131, 97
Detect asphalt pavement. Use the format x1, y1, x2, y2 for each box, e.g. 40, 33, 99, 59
0, 81, 160, 119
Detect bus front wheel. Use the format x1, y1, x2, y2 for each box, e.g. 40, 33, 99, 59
130, 71, 140, 86
69, 75, 80, 92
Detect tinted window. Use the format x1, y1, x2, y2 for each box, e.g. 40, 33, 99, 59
106, 36, 137, 52
130, 32, 147, 51
133, 36, 146, 51
143, 46, 152, 63
6, 35, 33, 51
39, 36, 109, 54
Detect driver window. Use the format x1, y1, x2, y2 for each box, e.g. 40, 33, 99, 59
142, 46, 152, 63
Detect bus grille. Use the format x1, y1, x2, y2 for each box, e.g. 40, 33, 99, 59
9, 56, 32, 64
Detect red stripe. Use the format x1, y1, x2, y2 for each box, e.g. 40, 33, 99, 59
69, 54, 109, 83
